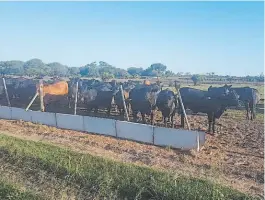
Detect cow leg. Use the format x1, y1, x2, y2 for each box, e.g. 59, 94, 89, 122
171, 113, 174, 128
141, 112, 146, 124
245, 103, 250, 120
118, 108, 123, 120
252, 104, 256, 120
163, 117, 167, 127
107, 106, 111, 117
126, 102, 130, 116
212, 116, 216, 133
94, 107, 98, 115
68, 97, 71, 108
68, 96, 73, 109
122, 109, 126, 120
207, 113, 212, 133
114, 105, 118, 113
87, 106, 92, 114
150, 110, 155, 125
250, 102, 255, 120
132, 111, 138, 122
180, 114, 185, 128
127, 102, 131, 115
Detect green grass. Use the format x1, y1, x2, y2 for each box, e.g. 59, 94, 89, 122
0, 134, 260, 200
0, 180, 41, 200
225, 109, 264, 121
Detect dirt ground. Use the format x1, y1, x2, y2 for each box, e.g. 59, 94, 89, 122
0, 109, 263, 197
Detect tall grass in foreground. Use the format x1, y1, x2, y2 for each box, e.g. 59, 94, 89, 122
0, 134, 260, 200
0, 180, 41, 200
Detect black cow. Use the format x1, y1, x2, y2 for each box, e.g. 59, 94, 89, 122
207, 84, 233, 98
231, 87, 260, 120
67, 78, 101, 108
0, 78, 37, 107
179, 85, 239, 133
156, 89, 178, 128
114, 82, 135, 120
81, 82, 119, 116
129, 84, 161, 125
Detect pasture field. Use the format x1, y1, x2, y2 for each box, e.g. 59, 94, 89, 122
0, 108, 263, 199
0, 77, 263, 199
17, 81, 263, 125
116, 77, 264, 99
0, 133, 260, 200
165, 82, 264, 104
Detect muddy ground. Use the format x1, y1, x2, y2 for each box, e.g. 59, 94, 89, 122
0, 109, 263, 197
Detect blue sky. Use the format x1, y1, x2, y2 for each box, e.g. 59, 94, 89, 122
0, 1, 263, 76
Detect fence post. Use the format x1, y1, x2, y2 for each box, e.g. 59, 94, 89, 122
74, 81, 79, 115
196, 132, 200, 152
25, 92, 39, 111
39, 80, 44, 112
120, 85, 129, 121
115, 120, 118, 137
174, 81, 190, 130
152, 126, 155, 144
2, 78, 11, 107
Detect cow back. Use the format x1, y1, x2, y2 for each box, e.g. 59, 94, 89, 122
232, 87, 260, 105
40, 81, 69, 96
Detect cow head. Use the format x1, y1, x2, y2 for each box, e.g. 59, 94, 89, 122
219, 89, 239, 108
208, 84, 233, 98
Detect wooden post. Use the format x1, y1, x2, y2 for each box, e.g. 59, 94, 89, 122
196, 132, 200, 152
120, 85, 129, 121
74, 81, 78, 115
25, 92, 39, 111
175, 81, 190, 130
2, 78, 11, 107
39, 80, 44, 112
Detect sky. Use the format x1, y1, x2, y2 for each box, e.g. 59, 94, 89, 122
0, 1, 263, 76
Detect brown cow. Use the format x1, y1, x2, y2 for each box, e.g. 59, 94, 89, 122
143, 80, 151, 85
36, 81, 68, 110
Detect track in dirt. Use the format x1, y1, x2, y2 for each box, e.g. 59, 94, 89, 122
0, 108, 263, 197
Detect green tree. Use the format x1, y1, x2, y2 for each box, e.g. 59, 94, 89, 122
142, 63, 167, 76
176, 72, 184, 76
67, 67, 80, 77
47, 62, 68, 77
80, 62, 100, 77
0, 61, 24, 75
150, 63, 167, 74
114, 68, 130, 78
101, 72, 114, 81
258, 73, 264, 82
191, 74, 203, 86
165, 70, 175, 77
23, 59, 49, 76
127, 67, 144, 76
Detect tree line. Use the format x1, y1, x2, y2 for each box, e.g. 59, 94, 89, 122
0, 59, 173, 79
0, 58, 263, 84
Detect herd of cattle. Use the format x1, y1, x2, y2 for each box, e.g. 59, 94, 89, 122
0, 77, 261, 134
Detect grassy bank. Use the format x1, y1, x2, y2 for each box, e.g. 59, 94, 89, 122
0, 134, 260, 200
0, 180, 41, 200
